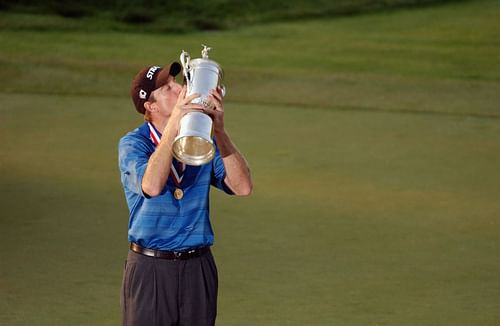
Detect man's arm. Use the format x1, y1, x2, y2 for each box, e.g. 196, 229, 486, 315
215, 130, 252, 196
141, 87, 202, 197
140, 126, 176, 197
208, 88, 253, 196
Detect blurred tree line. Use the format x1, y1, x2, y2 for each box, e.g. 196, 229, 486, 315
0, 0, 462, 31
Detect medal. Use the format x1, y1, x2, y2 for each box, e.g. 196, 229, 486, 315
174, 188, 184, 200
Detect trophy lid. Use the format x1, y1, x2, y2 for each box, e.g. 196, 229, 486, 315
201, 44, 211, 59
188, 44, 223, 79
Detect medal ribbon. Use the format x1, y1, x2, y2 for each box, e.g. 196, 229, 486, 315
147, 122, 186, 187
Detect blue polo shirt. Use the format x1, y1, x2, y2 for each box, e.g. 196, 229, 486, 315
118, 122, 233, 251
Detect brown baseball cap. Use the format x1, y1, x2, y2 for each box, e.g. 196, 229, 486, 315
130, 62, 182, 114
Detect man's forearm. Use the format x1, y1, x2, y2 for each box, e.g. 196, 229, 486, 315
215, 130, 252, 196
141, 124, 177, 197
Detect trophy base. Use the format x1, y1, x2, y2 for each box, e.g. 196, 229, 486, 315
172, 136, 215, 166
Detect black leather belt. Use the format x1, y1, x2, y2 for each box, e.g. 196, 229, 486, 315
130, 242, 210, 260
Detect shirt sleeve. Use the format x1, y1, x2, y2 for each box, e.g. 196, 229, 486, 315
211, 144, 234, 195
118, 135, 151, 198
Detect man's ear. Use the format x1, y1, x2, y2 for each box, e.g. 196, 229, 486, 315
144, 101, 156, 113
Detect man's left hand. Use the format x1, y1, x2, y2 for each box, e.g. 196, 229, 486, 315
205, 86, 225, 134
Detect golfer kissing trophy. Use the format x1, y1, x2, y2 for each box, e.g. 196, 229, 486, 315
172, 44, 225, 166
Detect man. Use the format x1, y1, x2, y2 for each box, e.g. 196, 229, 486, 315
118, 62, 252, 326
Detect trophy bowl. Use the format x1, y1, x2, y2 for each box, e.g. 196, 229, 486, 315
172, 111, 216, 166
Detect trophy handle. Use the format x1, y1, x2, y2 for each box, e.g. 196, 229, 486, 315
180, 50, 191, 83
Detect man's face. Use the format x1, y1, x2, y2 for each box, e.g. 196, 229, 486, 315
150, 76, 182, 118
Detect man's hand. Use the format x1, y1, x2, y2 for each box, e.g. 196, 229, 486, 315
164, 86, 204, 136
205, 86, 225, 134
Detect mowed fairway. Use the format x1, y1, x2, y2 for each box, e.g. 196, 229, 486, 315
1, 0, 500, 325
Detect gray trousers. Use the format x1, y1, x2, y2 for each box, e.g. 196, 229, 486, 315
121, 249, 218, 326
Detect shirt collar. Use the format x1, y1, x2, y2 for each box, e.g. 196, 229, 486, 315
138, 122, 162, 142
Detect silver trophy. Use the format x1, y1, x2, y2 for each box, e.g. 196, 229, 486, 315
172, 45, 225, 166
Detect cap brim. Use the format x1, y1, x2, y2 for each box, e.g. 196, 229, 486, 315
155, 62, 182, 89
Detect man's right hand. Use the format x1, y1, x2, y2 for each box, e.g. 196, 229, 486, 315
165, 86, 204, 136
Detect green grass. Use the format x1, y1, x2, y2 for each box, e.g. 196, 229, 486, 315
1, 0, 499, 115
1, 0, 500, 325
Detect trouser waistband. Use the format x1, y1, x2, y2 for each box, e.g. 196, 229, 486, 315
130, 242, 210, 260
